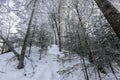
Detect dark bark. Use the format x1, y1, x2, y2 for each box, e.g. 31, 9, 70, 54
51, 12, 62, 51
58, 2, 62, 52
50, 17, 58, 45
53, 28, 58, 45
17, 0, 37, 69
94, 0, 120, 39
58, 31, 62, 51
1, 42, 5, 54
28, 26, 36, 57
0, 35, 19, 59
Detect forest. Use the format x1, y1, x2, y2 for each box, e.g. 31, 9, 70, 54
0, 0, 120, 80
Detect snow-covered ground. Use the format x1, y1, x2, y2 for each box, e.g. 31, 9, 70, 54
0, 45, 119, 80
0, 45, 61, 80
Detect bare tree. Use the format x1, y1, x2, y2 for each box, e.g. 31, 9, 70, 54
1, 15, 13, 54
17, 0, 38, 69
48, 0, 62, 51
0, 35, 19, 59
49, 14, 58, 45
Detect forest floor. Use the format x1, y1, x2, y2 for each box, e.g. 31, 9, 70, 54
0, 45, 61, 80
0, 45, 119, 80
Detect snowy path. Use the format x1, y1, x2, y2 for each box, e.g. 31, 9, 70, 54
34, 54, 60, 80
33, 45, 61, 80
0, 45, 61, 80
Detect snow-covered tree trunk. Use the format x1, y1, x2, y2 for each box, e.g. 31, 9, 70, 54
94, 0, 120, 39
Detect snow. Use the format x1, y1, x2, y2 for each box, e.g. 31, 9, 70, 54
0, 45, 119, 80
48, 45, 61, 55
0, 45, 61, 80
48, 45, 64, 57
109, 0, 120, 12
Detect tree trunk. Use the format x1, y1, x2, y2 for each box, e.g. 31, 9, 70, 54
0, 35, 19, 59
54, 29, 57, 45
17, 0, 37, 69
28, 26, 36, 57
1, 26, 12, 54
74, 1, 106, 73
51, 13, 62, 51
1, 42, 5, 54
58, 31, 62, 51
94, 0, 120, 39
